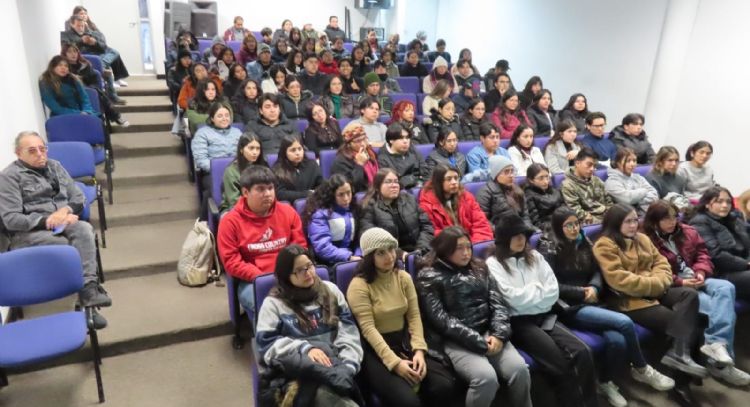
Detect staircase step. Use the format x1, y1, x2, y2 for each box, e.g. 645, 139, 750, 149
104, 153, 188, 188
1, 336, 252, 407
91, 183, 198, 228
118, 95, 172, 113
100, 219, 194, 278
113, 111, 174, 133
111, 131, 183, 158
11, 273, 233, 371
115, 76, 169, 97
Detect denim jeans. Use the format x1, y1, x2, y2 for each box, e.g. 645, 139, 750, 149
567, 305, 647, 382
99, 47, 121, 68
699, 278, 737, 357
238, 281, 255, 320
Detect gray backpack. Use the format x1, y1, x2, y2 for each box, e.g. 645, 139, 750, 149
177, 219, 220, 286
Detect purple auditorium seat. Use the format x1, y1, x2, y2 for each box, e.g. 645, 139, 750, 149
410, 187, 421, 199
457, 141, 479, 156
197, 38, 212, 54
406, 253, 419, 278
473, 240, 494, 260
423, 63, 433, 72
634, 324, 653, 341
251, 31, 262, 42
519, 350, 536, 369
377, 115, 390, 124
355, 191, 366, 204
552, 173, 566, 188
464, 182, 484, 197
500, 139, 511, 149
735, 300, 750, 313
395, 77, 419, 94
208, 157, 234, 233
396, 52, 405, 63
227, 40, 241, 53
514, 176, 527, 186
533, 136, 550, 149
294, 198, 306, 215
390, 92, 418, 107
571, 329, 606, 353
414, 143, 433, 159
633, 164, 652, 177
595, 168, 608, 181
231, 123, 245, 132
333, 260, 360, 294
582, 224, 602, 240
320, 149, 338, 178
529, 232, 541, 248
296, 119, 309, 133
416, 93, 427, 114
342, 42, 354, 53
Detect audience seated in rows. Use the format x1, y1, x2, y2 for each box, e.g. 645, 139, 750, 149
483, 71, 512, 114
416, 226, 532, 407
62, 10, 129, 84
580, 112, 616, 167
492, 91, 532, 139
389, 101, 429, 145
0, 131, 111, 327
246, 93, 298, 154
186, 79, 226, 136
346, 227, 458, 406
231, 79, 260, 125
63, 42, 123, 105
558, 93, 589, 133
538, 207, 675, 406
518, 76, 543, 111
177, 64, 222, 111
487, 214, 598, 407
643, 201, 750, 385
319, 75, 357, 119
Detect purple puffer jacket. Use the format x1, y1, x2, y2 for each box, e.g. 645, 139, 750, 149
309, 206, 357, 264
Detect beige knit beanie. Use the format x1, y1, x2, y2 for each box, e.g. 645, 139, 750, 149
359, 228, 398, 257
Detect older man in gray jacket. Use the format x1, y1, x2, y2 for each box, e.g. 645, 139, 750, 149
0, 131, 111, 323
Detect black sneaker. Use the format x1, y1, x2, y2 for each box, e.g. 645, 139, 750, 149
79, 282, 112, 308
112, 98, 127, 105
90, 309, 108, 330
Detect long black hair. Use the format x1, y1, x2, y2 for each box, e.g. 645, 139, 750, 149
599, 203, 638, 250
363, 168, 400, 208
235, 132, 267, 172
302, 173, 360, 230
421, 226, 487, 278
547, 206, 594, 272
272, 134, 309, 186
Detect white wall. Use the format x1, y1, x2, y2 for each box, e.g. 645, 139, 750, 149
81, 0, 145, 75
661, 0, 750, 194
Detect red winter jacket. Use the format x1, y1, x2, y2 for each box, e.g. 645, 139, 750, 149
419, 186, 493, 243
491, 108, 532, 139
647, 223, 714, 286
319, 60, 339, 76
217, 197, 307, 282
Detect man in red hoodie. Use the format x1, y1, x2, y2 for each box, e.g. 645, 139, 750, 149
217, 166, 307, 314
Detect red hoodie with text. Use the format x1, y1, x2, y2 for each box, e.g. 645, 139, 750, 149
218, 197, 307, 282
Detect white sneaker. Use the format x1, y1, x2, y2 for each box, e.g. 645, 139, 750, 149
113, 82, 121, 89
597, 381, 627, 407
117, 79, 128, 87
708, 365, 750, 386
701, 342, 734, 366
115, 118, 130, 127
631, 365, 675, 391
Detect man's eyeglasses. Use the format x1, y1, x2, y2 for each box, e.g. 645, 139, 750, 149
23, 146, 47, 155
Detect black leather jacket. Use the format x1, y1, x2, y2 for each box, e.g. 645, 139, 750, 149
690, 212, 750, 273
416, 259, 511, 357
360, 193, 434, 252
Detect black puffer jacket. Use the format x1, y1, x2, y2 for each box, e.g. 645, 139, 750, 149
416, 258, 511, 357
524, 184, 565, 230
376, 146, 427, 189
232, 97, 259, 125
609, 125, 655, 164
459, 115, 488, 141
426, 115, 463, 143
690, 212, 750, 273
537, 234, 603, 315
526, 106, 557, 137
398, 120, 429, 145
247, 116, 299, 155
475, 181, 532, 228
280, 91, 314, 119
360, 193, 434, 252
424, 148, 467, 178
273, 159, 324, 202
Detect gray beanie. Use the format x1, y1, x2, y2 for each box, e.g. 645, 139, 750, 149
360, 228, 399, 257
488, 155, 514, 181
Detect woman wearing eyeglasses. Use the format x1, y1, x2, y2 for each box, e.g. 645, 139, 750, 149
475, 155, 533, 229
255, 244, 364, 406
540, 207, 674, 407
594, 203, 707, 405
